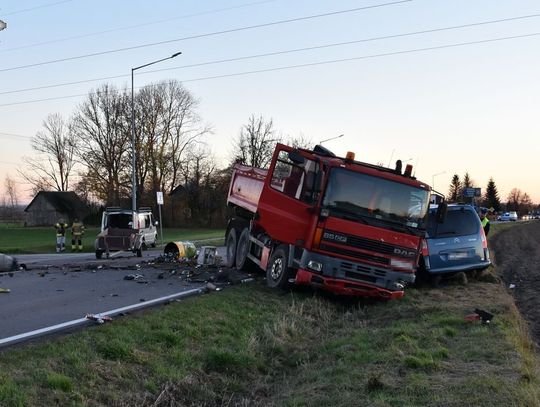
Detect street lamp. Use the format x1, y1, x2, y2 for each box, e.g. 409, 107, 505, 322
431, 171, 446, 191
131, 51, 181, 211
320, 134, 344, 144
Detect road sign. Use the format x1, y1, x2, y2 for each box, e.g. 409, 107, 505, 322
156, 191, 164, 205
463, 188, 481, 198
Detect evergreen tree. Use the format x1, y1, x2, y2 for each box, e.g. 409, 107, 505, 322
448, 174, 461, 203
460, 172, 474, 203
484, 177, 501, 212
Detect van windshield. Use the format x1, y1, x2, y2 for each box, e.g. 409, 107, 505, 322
427, 209, 478, 237
105, 213, 133, 229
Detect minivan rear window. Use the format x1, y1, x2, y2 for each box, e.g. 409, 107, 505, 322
427, 209, 479, 237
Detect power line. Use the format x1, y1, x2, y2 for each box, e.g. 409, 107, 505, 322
0, 0, 278, 54
0, 132, 32, 140
0, 1, 412, 73
2, 12, 540, 96
0, 31, 538, 108
2, 0, 76, 16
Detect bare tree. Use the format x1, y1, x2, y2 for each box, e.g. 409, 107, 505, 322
507, 188, 533, 214
232, 115, 280, 169
136, 80, 210, 203
72, 84, 131, 206
3, 175, 20, 222
286, 133, 314, 150
19, 113, 77, 193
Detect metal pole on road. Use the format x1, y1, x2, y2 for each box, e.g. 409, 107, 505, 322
131, 52, 182, 211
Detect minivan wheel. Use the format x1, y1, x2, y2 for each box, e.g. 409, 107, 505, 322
95, 250, 103, 260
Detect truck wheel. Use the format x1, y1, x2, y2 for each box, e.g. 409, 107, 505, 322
266, 245, 292, 289
136, 248, 142, 257
235, 228, 254, 271
95, 250, 103, 259
225, 228, 237, 267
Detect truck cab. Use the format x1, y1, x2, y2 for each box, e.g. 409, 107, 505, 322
226, 143, 432, 299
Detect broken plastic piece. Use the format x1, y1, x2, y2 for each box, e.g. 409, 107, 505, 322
85, 314, 112, 324
509, 283, 516, 289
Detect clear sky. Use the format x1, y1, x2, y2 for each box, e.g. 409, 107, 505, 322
1, 0, 539, 204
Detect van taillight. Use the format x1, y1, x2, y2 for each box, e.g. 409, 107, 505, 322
480, 228, 488, 249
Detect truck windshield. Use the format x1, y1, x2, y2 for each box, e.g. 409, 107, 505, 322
322, 168, 430, 232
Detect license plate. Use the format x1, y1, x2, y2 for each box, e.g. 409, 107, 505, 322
448, 252, 469, 260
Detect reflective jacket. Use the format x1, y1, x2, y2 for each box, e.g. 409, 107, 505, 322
55, 223, 68, 237
71, 222, 85, 236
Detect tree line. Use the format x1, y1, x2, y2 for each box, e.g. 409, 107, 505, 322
15, 81, 310, 227
447, 172, 538, 215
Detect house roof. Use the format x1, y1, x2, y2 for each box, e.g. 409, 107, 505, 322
24, 191, 87, 215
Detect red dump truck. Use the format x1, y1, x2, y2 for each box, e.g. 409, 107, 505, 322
225, 143, 433, 299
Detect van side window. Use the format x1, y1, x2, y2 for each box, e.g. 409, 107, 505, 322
270, 150, 319, 203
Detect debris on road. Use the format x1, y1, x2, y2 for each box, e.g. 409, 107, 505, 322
86, 313, 113, 324
0, 288, 11, 293
197, 246, 217, 266
0, 253, 19, 272
163, 241, 197, 260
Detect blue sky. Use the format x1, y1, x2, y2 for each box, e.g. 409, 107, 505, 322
1, 0, 539, 203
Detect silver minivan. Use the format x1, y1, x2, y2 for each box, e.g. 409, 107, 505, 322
94, 208, 158, 258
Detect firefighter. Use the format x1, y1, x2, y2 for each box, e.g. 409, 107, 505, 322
54, 219, 69, 253
71, 217, 85, 251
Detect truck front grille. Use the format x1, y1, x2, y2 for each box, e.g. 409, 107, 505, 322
319, 244, 390, 265
340, 261, 387, 284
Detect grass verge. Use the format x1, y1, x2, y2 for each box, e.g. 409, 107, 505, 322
0, 223, 537, 406
0, 227, 224, 254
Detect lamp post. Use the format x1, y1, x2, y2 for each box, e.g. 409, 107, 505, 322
131, 51, 181, 211
320, 134, 344, 144
431, 171, 446, 191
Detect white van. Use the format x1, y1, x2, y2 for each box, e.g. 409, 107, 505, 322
94, 208, 158, 258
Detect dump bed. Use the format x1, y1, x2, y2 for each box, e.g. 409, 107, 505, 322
227, 163, 268, 214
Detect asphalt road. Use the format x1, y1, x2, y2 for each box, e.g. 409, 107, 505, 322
0, 248, 226, 345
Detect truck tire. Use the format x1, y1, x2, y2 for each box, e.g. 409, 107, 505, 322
136, 248, 142, 257
266, 245, 293, 289
235, 228, 254, 271
225, 228, 237, 267
95, 250, 103, 259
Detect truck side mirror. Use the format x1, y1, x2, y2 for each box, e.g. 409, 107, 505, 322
436, 202, 448, 223
288, 150, 305, 165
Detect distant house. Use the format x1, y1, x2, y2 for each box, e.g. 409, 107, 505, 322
24, 191, 88, 226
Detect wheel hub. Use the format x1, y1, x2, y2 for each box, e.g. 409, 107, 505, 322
271, 258, 283, 280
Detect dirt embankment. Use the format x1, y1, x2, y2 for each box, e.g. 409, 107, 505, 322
491, 221, 540, 344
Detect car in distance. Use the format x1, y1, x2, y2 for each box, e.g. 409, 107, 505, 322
419, 204, 491, 278
498, 211, 518, 221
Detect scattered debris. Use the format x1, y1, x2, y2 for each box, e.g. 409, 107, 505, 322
206, 282, 222, 291
86, 313, 113, 324
123, 274, 145, 281
197, 246, 217, 266
465, 308, 494, 324
0, 288, 10, 293
509, 283, 516, 289
163, 241, 197, 260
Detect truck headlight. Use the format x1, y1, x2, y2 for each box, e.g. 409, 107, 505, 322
307, 260, 323, 272
390, 258, 415, 271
